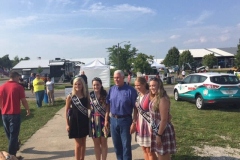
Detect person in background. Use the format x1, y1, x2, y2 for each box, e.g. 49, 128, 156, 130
149, 77, 176, 160
106, 70, 138, 160
177, 68, 180, 79
65, 77, 89, 160
45, 77, 54, 106
134, 77, 157, 160
181, 70, 185, 79
28, 73, 35, 94
80, 71, 88, 86
0, 71, 30, 158
89, 77, 110, 160
156, 72, 160, 79
127, 70, 132, 85
33, 73, 45, 108
18, 77, 25, 88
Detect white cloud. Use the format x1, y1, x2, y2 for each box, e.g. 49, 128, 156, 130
151, 39, 165, 43
187, 11, 212, 26
183, 36, 207, 44
183, 39, 198, 44
199, 37, 207, 43
114, 4, 155, 14
169, 35, 180, 39
79, 2, 155, 14
81, 0, 91, 8
219, 35, 230, 42
55, 27, 122, 33
47, 0, 74, 6
0, 16, 38, 29
20, 0, 33, 9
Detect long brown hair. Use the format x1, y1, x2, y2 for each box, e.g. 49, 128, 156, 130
92, 77, 107, 106
149, 77, 169, 111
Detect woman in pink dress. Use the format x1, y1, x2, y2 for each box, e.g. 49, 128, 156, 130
134, 77, 157, 160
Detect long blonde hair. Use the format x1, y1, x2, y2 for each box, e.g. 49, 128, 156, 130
72, 77, 88, 98
135, 76, 149, 90
149, 77, 169, 111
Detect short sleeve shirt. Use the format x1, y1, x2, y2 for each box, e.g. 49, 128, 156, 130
0, 81, 25, 114
46, 81, 54, 90
106, 83, 137, 115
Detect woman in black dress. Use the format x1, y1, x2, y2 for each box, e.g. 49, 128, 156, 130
65, 77, 89, 160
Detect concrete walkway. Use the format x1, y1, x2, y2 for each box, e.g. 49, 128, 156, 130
17, 106, 144, 160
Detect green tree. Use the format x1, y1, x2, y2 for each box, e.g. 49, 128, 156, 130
179, 50, 194, 67
20, 57, 30, 61
163, 46, 180, 67
11, 56, 30, 68
0, 55, 12, 69
11, 56, 20, 67
37, 66, 43, 74
202, 53, 217, 68
107, 44, 137, 71
234, 40, 240, 69
132, 53, 154, 74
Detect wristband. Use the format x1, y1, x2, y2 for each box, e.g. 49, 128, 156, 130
156, 133, 162, 137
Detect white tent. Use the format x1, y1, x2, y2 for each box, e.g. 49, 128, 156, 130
151, 61, 165, 69
80, 59, 110, 88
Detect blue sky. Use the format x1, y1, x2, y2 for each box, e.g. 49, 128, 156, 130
0, 0, 240, 61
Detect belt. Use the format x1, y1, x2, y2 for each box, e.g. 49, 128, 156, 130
112, 114, 131, 119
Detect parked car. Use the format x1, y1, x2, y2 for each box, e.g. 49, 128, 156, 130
173, 73, 240, 109
21, 74, 30, 89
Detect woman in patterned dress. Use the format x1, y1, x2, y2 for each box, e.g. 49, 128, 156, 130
149, 77, 176, 160
134, 77, 157, 160
89, 77, 110, 160
65, 77, 90, 160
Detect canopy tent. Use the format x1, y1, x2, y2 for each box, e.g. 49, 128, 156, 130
80, 59, 110, 88
151, 61, 165, 69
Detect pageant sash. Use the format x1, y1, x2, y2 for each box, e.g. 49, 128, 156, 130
136, 96, 160, 134
70, 94, 88, 116
89, 91, 106, 118
136, 103, 151, 124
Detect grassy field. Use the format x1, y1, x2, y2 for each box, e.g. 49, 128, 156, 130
0, 99, 65, 152
170, 98, 240, 159
0, 98, 239, 159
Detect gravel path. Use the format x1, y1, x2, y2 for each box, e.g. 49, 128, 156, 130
193, 145, 240, 160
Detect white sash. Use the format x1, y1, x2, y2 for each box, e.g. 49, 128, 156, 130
70, 94, 88, 117
89, 91, 106, 118
136, 95, 160, 134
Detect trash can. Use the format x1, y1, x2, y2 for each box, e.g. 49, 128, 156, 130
167, 77, 172, 84
171, 76, 175, 84
44, 92, 48, 104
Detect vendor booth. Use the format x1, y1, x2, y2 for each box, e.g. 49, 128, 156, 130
80, 59, 110, 88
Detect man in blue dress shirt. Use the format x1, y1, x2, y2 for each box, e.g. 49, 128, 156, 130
106, 70, 138, 160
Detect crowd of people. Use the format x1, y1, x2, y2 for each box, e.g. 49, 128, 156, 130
65, 69, 176, 160
26, 73, 55, 107
1, 70, 176, 160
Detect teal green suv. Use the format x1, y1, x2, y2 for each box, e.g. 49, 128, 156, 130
174, 73, 240, 109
